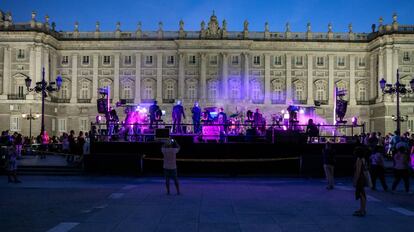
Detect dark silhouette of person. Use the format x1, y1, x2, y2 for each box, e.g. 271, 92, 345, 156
217, 108, 227, 132
172, 101, 186, 134
306, 119, 319, 142
191, 102, 201, 134
149, 101, 160, 129
253, 108, 263, 129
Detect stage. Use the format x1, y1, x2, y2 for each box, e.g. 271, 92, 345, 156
86, 133, 358, 177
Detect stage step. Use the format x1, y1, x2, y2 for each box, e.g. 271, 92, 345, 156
17, 165, 83, 176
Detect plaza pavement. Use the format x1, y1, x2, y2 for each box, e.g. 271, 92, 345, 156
0, 175, 413, 232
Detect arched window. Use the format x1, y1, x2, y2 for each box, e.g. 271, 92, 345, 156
229, 79, 240, 99
251, 80, 262, 100
336, 81, 348, 100
80, 81, 90, 99
164, 80, 176, 100
271, 79, 284, 101
293, 81, 305, 100
142, 79, 154, 100
99, 78, 112, 99
187, 81, 197, 99
357, 81, 368, 101
59, 79, 70, 99
208, 80, 218, 99
121, 80, 133, 99
315, 80, 327, 101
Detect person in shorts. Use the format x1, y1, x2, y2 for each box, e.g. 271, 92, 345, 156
161, 138, 180, 195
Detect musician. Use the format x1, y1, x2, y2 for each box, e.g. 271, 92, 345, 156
217, 107, 227, 132
172, 101, 186, 134
149, 100, 160, 129
191, 102, 201, 133
253, 108, 263, 129
306, 119, 319, 142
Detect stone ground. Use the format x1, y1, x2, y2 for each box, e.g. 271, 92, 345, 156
0, 175, 413, 232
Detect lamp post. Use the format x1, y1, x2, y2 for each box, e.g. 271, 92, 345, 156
24, 67, 62, 137
379, 69, 414, 135
21, 108, 40, 139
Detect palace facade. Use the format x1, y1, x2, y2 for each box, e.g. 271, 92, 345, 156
0, 11, 414, 136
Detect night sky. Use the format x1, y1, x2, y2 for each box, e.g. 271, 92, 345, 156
2, 0, 414, 32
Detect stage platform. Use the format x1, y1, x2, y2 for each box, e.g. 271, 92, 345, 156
86, 134, 358, 176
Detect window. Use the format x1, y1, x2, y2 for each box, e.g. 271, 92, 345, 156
124, 56, 132, 65
209, 55, 218, 65
252, 81, 261, 100
52, 118, 56, 132
337, 56, 345, 66
188, 83, 197, 99
358, 85, 367, 101
122, 82, 132, 99
15, 85, 24, 98
403, 52, 410, 62
295, 56, 303, 66
272, 80, 283, 100
103, 56, 111, 65
316, 84, 326, 101
408, 119, 414, 132
166, 82, 174, 99
61, 56, 69, 65
230, 80, 240, 99
17, 49, 25, 59
143, 83, 153, 100
79, 118, 88, 132
167, 55, 175, 65
253, 56, 261, 65
294, 83, 304, 100
58, 119, 67, 132
145, 55, 153, 65
82, 56, 90, 65
10, 116, 21, 131
231, 56, 239, 65
358, 57, 365, 67
208, 81, 217, 99
60, 83, 69, 99
274, 56, 282, 65
188, 55, 196, 65
80, 82, 90, 99
316, 57, 324, 66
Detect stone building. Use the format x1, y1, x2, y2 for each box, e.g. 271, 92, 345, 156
0, 11, 413, 136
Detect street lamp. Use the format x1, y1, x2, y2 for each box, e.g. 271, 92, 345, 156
21, 108, 40, 139
23, 67, 62, 137
379, 69, 414, 135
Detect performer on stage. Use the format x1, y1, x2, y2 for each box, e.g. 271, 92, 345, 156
217, 107, 227, 132
306, 119, 319, 142
253, 108, 263, 129
191, 102, 201, 134
149, 100, 160, 129
172, 101, 186, 134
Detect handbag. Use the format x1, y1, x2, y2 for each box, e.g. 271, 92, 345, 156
362, 159, 373, 188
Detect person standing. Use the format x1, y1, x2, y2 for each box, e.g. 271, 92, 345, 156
14, 133, 23, 159
370, 146, 388, 191
191, 102, 201, 134
172, 101, 186, 134
161, 139, 180, 195
149, 101, 160, 129
7, 144, 21, 183
67, 130, 76, 163
391, 146, 411, 193
322, 142, 336, 190
353, 146, 370, 217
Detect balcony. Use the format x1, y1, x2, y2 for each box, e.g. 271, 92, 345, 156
292, 100, 307, 105
356, 100, 370, 105
78, 99, 92, 103
141, 99, 156, 103
402, 97, 414, 102
51, 97, 70, 103
314, 100, 328, 106
162, 99, 175, 104
251, 99, 264, 104
7, 94, 25, 100
271, 99, 286, 104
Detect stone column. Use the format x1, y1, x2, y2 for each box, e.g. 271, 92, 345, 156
44, 48, 50, 82
92, 53, 99, 102
385, 47, 393, 84
222, 52, 229, 99
328, 54, 334, 105
200, 52, 207, 100
285, 53, 292, 103
264, 53, 271, 104
134, 52, 141, 103
243, 52, 250, 101
27, 45, 36, 100
178, 52, 185, 100
307, 54, 313, 105
349, 54, 356, 105
1, 46, 11, 98
35, 46, 42, 83
113, 53, 120, 102
156, 53, 163, 103
378, 49, 384, 101
392, 48, 399, 83
370, 54, 376, 99
70, 53, 78, 103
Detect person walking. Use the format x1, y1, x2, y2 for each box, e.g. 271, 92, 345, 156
322, 142, 336, 190
370, 146, 388, 191
6, 144, 21, 183
391, 146, 411, 193
161, 138, 180, 195
353, 146, 370, 217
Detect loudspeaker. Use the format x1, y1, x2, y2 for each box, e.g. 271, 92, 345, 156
155, 128, 170, 139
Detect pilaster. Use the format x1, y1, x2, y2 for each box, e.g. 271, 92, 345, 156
200, 53, 207, 100
377, 49, 384, 102
35, 46, 42, 83
307, 54, 313, 105
134, 52, 141, 104
221, 52, 229, 99
156, 53, 163, 103
285, 53, 292, 103
1, 46, 11, 98
349, 54, 356, 105
328, 54, 334, 105
70, 53, 78, 103
369, 54, 376, 99
92, 53, 99, 102
243, 52, 250, 101
178, 52, 185, 100
113, 53, 120, 102
392, 48, 399, 83
264, 53, 271, 104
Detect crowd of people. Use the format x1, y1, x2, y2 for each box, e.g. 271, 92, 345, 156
322, 130, 414, 217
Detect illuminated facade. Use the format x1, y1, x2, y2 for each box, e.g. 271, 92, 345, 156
0, 11, 414, 136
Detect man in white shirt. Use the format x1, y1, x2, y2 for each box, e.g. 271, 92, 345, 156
161, 139, 180, 195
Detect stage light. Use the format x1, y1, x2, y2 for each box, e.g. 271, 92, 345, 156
282, 125, 287, 131
299, 109, 305, 114
281, 110, 285, 114
283, 113, 290, 119
162, 110, 166, 116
